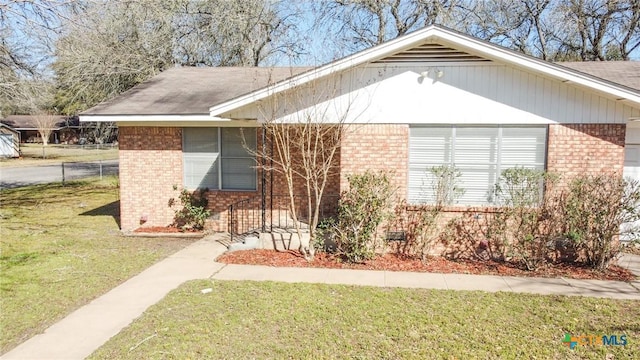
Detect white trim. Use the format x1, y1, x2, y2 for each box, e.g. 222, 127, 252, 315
209, 26, 640, 116
79, 114, 230, 123
115, 120, 260, 127
430, 33, 640, 105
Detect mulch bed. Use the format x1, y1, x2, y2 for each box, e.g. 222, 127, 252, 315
217, 249, 637, 282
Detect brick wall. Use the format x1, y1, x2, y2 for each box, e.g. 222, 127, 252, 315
119, 126, 262, 232
339, 124, 409, 195
119, 127, 183, 231
119, 123, 626, 235
547, 124, 625, 178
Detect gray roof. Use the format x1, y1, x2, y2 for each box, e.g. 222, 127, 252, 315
82, 62, 639, 117
558, 61, 640, 91
82, 67, 312, 116
1, 115, 77, 130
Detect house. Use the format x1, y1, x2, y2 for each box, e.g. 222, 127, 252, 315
558, 61, 640, 182
1, 115, 83, 144
79, 25, 640, 235
0, 123, 20, 158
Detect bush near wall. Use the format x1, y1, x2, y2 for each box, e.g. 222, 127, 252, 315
394, 170, 640, 271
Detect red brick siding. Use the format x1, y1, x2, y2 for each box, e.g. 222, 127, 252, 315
339, 124, 409, 195
547, 124, 625, 178
120, 123, 626, 236
119, 127, 183, 231
119, 126, 262, 232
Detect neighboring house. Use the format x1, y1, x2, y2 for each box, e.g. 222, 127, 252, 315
80, 25, 640, 234
1, 115, 82, 144
0, 123, 20, 158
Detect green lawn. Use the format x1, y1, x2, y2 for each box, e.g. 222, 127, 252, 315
0, 143, 118, 168
0, 177, 195, 354
90, 280, 639, 359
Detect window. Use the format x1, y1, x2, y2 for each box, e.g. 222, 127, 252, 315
183, 127, 256, 190
409, 125, 547, 205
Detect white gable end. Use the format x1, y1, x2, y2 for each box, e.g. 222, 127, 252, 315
211, 26, 640, 119
239, 61, 640, 125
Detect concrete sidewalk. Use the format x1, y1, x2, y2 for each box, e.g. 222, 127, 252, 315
2, 236, 639, 360
212, 262, 640, 300
1, 236, 228, 360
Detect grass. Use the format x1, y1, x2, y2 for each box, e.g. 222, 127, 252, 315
0, 177, 195, 354
0, 143, 118, 168
90, 280, 639, 359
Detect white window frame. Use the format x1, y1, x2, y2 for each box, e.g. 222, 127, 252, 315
183, 127, 257, 191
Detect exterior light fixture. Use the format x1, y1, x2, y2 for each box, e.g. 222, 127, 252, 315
418, 68, 444, 80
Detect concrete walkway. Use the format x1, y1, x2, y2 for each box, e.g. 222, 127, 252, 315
1, 236, 227, 360
214, 263, 640, 299
2, 235, 640, 360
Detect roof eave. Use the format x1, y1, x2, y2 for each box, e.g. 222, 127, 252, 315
209, 25, 444, 116
79, 114, 233, 122
210, 25, 640, 116
431, 30, 640, 106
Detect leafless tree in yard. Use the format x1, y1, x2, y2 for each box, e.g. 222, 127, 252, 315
34, 112, 58, 158
312, 0, 640, 61
247, 70, 371, 261
1, 0, 84, 115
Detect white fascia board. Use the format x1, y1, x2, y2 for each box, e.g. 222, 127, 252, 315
79, 114, 230, 123
12, 127, 63, 131
210, 26, 640, 116
117, 120, 260, 127
432, 30, 640, 106
209, 26, 442, 116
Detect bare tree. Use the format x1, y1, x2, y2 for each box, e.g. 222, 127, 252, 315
561, 0, 640, 60
248, 71, 370, 261
174, 0, 304, 67
52, 0, 303, 114
34, 112, 58, 158
82, 121, 117, 145
0, 1, 86, 115
312, 0, 640, 61
314, 0, 465, 54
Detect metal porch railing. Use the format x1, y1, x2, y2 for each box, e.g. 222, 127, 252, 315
228, 194, 339, 242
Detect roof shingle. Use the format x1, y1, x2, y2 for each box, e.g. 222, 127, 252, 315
558, 61, 640, 91
82, 67, 311, 116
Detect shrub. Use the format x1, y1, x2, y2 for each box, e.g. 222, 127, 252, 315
394, 165, 465, 261
562, 174, 640, 270
392, 203, 442, 261
494, 167, 551, 207
168, 186, 211, 231
430, 165, 465, 207
333, 171, 395, 263
314, 217, 337, 253
491, 167, 561, 270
